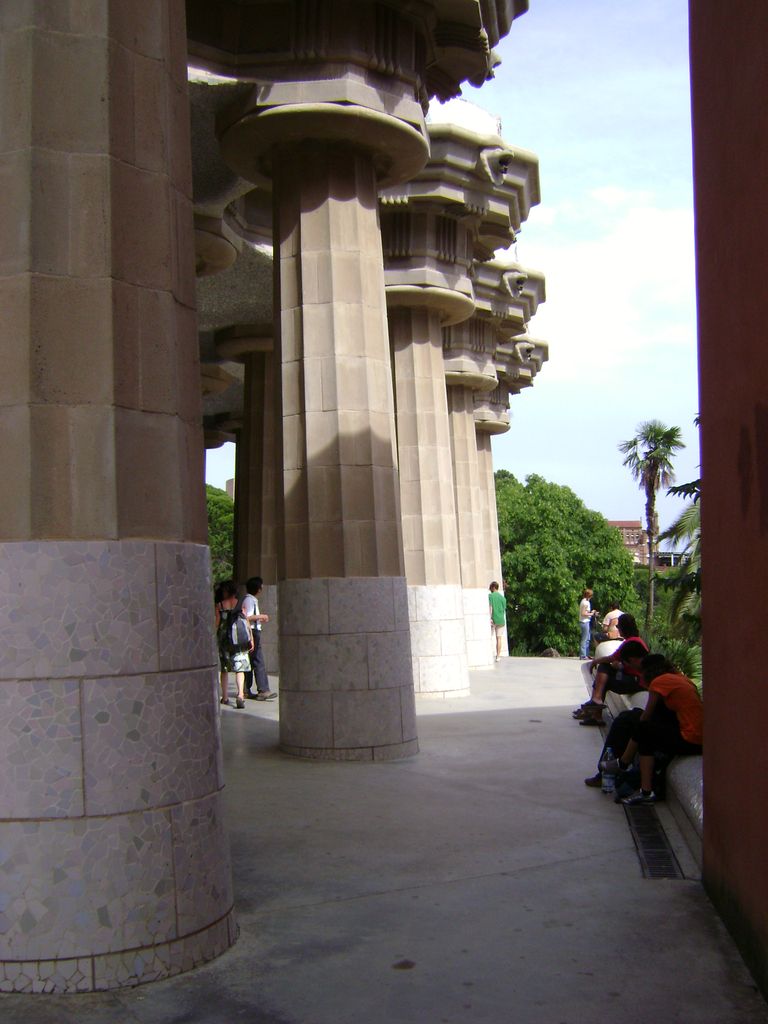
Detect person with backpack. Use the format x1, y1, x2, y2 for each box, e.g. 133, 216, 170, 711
214, 579, 253, 709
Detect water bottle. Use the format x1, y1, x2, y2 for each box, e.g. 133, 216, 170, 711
601, 747, 615, 794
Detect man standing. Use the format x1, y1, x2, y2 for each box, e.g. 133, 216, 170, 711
489, 581, 508, 663
242, 576, 277, 701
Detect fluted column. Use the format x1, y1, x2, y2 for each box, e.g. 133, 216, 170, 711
0, 1, 234, 992
262, 143, 416, 758
448, 382, 496, 667
212, 0, 461, 759
389, 308, 469, 697
216, 325, 280, 672
443, 311, 500, 667
475, 412, 509, 657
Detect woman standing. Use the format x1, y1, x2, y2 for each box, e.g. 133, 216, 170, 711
214, 580, 252, 709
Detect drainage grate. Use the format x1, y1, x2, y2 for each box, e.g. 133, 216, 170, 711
623, 804, 685, 879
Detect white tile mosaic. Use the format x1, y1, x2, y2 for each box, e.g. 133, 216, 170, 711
92, 909, 235, 990
82, 668, 221, 815
0, 541, 158, 679
0, 680, 83, 818
0, 955, 93, 993
171, 792, 234, 936
0, 540, 218, 681
0, 909, 237, 992
0, 811, 176, 961
156, 543, 218, 671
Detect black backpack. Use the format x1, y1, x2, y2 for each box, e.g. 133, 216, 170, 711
223, 604, 250, 650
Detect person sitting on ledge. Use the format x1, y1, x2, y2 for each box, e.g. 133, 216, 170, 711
601, 654, 703, 805
574, 613, 648, 725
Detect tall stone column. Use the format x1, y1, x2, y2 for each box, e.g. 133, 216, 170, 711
385, 114, 540, 671
475, 390, 511, 657
211, 0, 466, 759
447, 381, 496, 667
388, 307, 469, 697
216, 325, 280, 673
443, 313, 500, 668
0, 2, 234, 992
380, 185, 477, 697
262, 142, 418, 758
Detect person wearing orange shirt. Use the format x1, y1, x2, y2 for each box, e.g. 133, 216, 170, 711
605, 654, 703, 805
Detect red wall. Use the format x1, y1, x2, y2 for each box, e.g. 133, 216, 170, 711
689, 2, 768, 996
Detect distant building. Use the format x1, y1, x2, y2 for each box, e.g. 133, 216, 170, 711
608, 520, 688, 570
608, 520, 648, 564
226, 478, 235, 501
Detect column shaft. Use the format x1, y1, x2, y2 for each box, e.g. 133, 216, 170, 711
234, 350, 280, 672
390, 307, 469, 696
477, 431, 508, 656
234, 351, 278, 583
0, 2, 234, 992
448, 386, 494, 668
273, 142, 416, 759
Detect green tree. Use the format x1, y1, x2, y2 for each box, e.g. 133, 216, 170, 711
206, 484, 234, 582
495, 471, 638, 655
618, 420, 685, 631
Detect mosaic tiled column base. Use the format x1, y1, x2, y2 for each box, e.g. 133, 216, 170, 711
463, 587, 495, 669
0, 908, 238, 994
0, 541, 236, 992
278, 577, 418, 760
408, 585, 470, 698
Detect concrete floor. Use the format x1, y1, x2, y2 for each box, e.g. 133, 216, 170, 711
4, 657, 767, 1024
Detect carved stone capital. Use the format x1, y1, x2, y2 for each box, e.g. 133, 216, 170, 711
474, 382, 512, 434
194, 214, 239, 277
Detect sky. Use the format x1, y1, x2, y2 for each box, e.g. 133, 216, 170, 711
206, 0, 699, 538
474, 0, 699, 536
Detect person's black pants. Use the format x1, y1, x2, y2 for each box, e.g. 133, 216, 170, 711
245, 631, 270, 694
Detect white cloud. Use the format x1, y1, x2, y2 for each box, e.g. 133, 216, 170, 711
516, 191, 696, 385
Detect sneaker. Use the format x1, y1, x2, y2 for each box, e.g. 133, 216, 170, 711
583, 773, 603, 788
621, 790, 657, 805
245, 691, 260, 700
256, 691, 278, 701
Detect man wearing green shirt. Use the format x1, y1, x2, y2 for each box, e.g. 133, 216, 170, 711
489, 581, 507, 662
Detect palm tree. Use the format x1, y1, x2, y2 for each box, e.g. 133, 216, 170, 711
618, 420, 685, 631
659, 479, 701, 640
